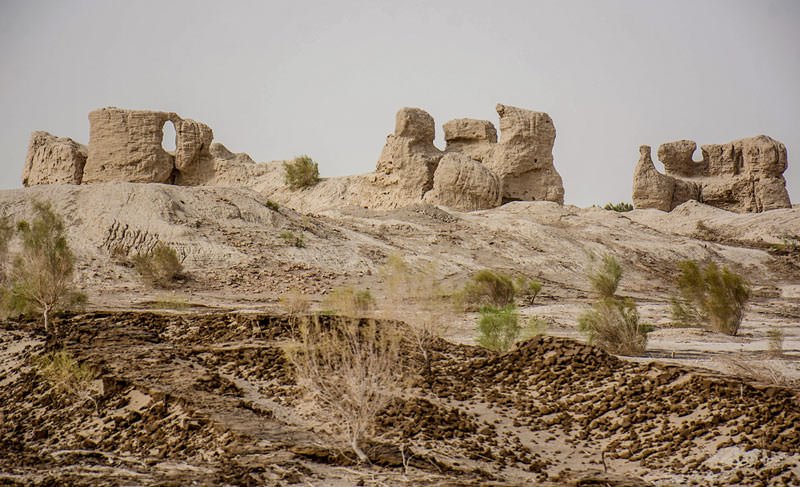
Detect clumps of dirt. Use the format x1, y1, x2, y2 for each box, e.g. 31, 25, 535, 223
432, 335, 800, 485
2, 312, 798, 486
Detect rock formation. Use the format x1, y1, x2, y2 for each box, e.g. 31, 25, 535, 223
423, 153, 502, 211
374, 108, 443, 202
23, 132, 87, 186
632, 135, 791, 213
485, 104, 564, 204
373, 104, 564, 210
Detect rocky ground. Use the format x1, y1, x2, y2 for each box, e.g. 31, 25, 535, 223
0, 183, 799, 485
1, 312, 798, 486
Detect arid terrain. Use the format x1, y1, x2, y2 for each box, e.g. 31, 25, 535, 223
1, 182, 799, 485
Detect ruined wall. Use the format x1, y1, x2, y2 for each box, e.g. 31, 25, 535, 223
632, 135, 791, 213
374, 103, 565, 210
23, 132, 87, 186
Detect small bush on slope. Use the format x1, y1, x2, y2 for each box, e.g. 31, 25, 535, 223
477, 305, 521, 353
283, 155, 320, 189
671, 260, 750, 336
459, 269, 516, 310
132, 242, 183, 288
578, 254, 649, 356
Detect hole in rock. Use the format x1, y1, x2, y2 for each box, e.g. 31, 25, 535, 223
162, 121, 176, 154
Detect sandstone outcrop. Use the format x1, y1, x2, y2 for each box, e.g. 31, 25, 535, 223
374, 108, 443, 202
423, 153, 502, 211
22, 132, 87, 186
632, 135, 791, 213
485, 104, 564, 204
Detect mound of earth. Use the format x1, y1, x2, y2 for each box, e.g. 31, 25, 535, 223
0, 312, 797, 485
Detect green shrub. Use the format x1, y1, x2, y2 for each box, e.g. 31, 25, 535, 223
279, 230, 305, 248
265, 200, 280, 211
132, 242, 183, 288
460, 269, 515, 310
603, 202, 633, 212
514, 276, 542, 305
671, 260, 750, 336
283, 155, 320, 189
6, 201, 85, 334
578, 298, 649, 356
477, 305, 521, 353
588, 254, 623, 298
579, 254, 649, 356
34, 350, 98, 404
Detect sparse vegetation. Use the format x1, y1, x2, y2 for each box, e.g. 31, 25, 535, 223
379, 255, 455, 385
459, 269, 516, 310
514, 276, 543, 305
324, 287, 375, 317
603, 202, 633, 212
578, 254, 649, 356
280, 287, 311, 316
588, 254, 622, 299
767, 326, 784, 358
5, 202, 86, 334
265, 199, 280, 211
34, 350, 99, 405
132, 241, 183, 288
477, 305, 521, 353
283, 155, 320, 189
289, 316, 405, 463
671, 260, 750, 336
525, 315, 549, 338
279, 230, 305, 248
579, 298, 649, 356
693, 220, 718, 241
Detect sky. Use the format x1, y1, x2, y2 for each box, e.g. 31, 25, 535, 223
1, 0, 798, 207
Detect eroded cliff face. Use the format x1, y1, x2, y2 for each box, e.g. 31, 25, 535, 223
633, 136, 791, 213
23, 132, 87, 186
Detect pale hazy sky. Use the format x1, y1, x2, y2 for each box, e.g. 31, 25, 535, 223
1, 0, 798, 207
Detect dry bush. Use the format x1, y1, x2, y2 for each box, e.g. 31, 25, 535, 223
379, 255, 456, 384
35, 350, 99, 406
588, 254, 622, 299
280, 287, 311, 316
525, 315, 549, 338
289, 315, 405, 462
283, 155, 320, 189
279, 230, 305, 248
671, 260, 750, 336
323, 287, 375, 317
6, 201, 86, 333
132, 241, 183, 288
722, 357, 791, 388
578, 298, 649, 356
459, 269, 515, 310
477, 305, 521, 353
767, 327, 785, 358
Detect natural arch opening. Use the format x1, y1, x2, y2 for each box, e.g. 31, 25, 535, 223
162, 121, 176, 154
